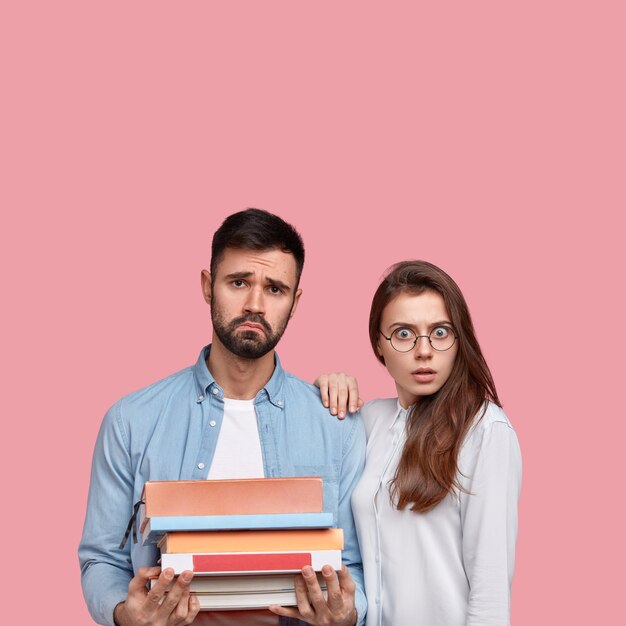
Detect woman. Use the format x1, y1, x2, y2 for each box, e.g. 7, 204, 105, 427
317, 260, 522, 626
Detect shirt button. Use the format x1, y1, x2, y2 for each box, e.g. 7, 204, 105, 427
212, 388, 219, 395
277, 400, 284, 407
197, 394, 204, 402
209, 420, 217, 427
197, 462, 205, 469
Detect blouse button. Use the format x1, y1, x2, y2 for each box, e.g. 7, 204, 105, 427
197, 462, 205, 469
209, 420, 217, 427
212, 388, 219, 395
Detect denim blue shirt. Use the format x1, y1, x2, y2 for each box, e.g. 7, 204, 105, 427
79, 346, 367, 626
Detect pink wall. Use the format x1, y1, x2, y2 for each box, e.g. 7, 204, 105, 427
2, 2, 624, 624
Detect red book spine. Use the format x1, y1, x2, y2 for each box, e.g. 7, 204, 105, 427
192, 552, 312, 572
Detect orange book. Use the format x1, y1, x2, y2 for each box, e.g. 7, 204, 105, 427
159, 528, 344, 554
140, 477, 323, 531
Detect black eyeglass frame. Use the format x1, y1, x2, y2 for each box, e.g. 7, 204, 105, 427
378, 327, 459, 352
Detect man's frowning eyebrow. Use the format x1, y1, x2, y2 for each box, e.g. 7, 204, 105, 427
223, 271, 292, 293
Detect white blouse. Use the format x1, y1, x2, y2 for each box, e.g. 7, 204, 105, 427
352, 399, 522, 626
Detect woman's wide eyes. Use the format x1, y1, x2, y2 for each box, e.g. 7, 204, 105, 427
432, 326, 449, 338
394, 328, 414, 340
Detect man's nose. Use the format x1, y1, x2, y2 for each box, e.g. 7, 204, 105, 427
244, 287, 265, 314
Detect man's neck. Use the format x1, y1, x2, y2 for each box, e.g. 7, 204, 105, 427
207, 339, 276, 400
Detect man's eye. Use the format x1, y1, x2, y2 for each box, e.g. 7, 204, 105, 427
232, 280, 246, 288
268, 286, 282, 295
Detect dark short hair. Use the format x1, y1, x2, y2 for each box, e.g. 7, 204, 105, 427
210, 208, 305, 284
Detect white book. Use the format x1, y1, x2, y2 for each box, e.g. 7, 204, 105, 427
192, 587, 328, 610
152, 572, 327, 610
190, 572, 325, 594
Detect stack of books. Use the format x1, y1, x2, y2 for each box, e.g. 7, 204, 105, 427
139, 477, 342, 610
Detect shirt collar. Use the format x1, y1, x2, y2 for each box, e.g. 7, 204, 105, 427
389, 399, 409, 429
193, 344, 286, 408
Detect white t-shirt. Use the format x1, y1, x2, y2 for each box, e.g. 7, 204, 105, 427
207, 398, 265, 479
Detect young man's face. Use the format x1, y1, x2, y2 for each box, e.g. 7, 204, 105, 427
202, 247, 302, 359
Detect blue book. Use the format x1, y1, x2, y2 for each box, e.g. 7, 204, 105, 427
141, 512, 335, 545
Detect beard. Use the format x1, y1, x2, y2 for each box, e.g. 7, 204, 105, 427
211, 307, 291, 360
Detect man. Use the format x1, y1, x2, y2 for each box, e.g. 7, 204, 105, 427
79, 209, 367, 626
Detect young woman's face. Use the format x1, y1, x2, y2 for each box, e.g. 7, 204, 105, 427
377, 290, 459, 409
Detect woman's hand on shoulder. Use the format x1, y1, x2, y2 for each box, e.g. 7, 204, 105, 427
314, 372, 364, 419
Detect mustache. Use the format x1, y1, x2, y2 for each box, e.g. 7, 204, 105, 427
228, 314, 272, 334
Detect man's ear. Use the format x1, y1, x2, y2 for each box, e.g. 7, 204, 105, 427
201, 270, 212, 304
289, 288, 302, 318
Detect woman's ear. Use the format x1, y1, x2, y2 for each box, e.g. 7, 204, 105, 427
375, 339, 385, 363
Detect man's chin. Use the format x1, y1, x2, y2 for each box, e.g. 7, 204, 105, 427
228, 337, 274, 360
232, 347, 273, 359
237, 329, 265, 341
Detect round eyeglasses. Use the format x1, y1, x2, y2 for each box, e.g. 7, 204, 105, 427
379, 326, 458, 352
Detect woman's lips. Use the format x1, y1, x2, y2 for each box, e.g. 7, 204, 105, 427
412, 368, 436, 383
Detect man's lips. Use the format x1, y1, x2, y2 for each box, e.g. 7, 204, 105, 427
237, 322, 266, 333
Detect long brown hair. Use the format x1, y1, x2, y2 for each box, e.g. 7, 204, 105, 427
369, 261, 500, 512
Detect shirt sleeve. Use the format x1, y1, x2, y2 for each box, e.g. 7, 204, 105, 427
459, 419, 522, 626
78, 401, 135, 626
338, 413, 368, 625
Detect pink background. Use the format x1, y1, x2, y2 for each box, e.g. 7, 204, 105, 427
2, 2, 624, 623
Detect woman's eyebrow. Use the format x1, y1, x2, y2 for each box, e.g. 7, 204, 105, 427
388, 320, 453, 329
